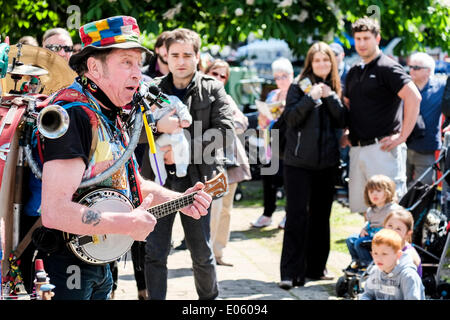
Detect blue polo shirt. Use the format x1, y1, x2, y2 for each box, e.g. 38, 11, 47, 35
407, 77, 446, 153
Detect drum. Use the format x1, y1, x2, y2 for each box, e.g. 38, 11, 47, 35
0, 97, 26, 279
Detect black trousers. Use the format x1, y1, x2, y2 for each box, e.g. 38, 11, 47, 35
131, 241, 147, 291
280, 165, 336, 281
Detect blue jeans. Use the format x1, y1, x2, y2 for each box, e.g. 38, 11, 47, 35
346, 234, 373, 266
144, 209, 218, 300
44, 252, 113, 300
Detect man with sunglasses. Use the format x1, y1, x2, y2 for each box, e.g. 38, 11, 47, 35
342, 17, 421, 214
42, 27, 74, 62
406, 52, 446, 186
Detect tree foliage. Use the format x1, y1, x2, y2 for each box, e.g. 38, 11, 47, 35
1, 0, 448, 56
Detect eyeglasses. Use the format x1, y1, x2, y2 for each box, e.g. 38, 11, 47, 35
45, 44, 74, 53
211, 71, 227, 80
408, 65, 428, 70
274, 75, 289, 81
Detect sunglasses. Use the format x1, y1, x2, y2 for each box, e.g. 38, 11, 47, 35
211, 71, 227, 80
408, 65, 428, 70
45, 44, 74, 53
274, 75, 289, 81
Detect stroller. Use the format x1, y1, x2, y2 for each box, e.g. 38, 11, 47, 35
399, 142, 450, 299
336, 133, 450, 299
335, 241, 374, 299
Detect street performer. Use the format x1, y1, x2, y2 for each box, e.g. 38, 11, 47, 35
22, 16, 212, 300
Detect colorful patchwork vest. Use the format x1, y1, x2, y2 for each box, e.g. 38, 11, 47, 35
24, 81, 142, 216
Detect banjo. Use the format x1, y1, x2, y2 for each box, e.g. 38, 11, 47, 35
63, 173, 227, 265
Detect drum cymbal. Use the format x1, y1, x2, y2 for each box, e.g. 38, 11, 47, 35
7, 64, 48, 76
4, 44, 77, 95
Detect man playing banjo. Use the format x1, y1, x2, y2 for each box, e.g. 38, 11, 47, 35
23, 16, 212, 300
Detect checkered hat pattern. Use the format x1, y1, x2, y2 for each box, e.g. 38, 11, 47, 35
79, 16, 141, 49
69, 15, 151, 71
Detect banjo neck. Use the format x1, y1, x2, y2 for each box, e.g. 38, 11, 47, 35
147, 191, 198, 219
146, 172, 228, 219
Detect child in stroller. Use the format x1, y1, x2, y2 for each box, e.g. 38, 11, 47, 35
345, 175, 402, 273
337, 141, 450, 299
336, 209, 424, 299
384, 209, 422, 276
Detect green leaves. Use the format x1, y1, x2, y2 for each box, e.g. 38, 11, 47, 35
0, 0, 448, 56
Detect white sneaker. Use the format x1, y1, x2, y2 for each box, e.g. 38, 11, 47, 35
278, 216, 286, 229
251, 215, 272, 228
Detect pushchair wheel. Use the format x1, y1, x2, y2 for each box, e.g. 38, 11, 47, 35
347, 276, 360, 298
437, 283, 450, 299
276, 188, 285, 200
336, 276, 348, 297
234, 188, 243, 202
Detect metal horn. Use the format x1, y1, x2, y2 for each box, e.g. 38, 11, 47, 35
37, 104, 70, 139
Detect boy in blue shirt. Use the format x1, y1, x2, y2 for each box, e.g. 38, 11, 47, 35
360, 228, 425, 300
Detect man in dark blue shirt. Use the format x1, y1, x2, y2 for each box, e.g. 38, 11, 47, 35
406, 52, 447, 185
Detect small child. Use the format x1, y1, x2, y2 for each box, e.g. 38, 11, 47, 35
384, 209, 422, 277
359, 228, 425, 300
149, 95, 192, 185
346, 174, 402, 270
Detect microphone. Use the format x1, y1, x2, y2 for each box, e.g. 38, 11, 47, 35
139, 82, 170, 109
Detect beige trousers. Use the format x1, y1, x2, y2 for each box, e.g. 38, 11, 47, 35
210, 182, 238, 259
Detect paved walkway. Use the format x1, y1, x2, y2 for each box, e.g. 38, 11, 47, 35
113, 207, 352, 300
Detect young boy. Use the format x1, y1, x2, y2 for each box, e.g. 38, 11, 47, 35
360, 229, 425, 300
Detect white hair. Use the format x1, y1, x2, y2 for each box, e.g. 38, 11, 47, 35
271, 57, 294, 75
409, 52, 435, 75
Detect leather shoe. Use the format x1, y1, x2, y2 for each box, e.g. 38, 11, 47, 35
278, 280, 293, 290
216, 257, 233, 266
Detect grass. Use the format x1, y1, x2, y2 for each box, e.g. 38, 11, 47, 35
232, 180, 364, 255
330, 202, 364, 253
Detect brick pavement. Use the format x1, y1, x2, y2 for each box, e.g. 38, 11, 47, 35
113, 207, 351, 300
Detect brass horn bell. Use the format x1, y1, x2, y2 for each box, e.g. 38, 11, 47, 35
37, 104, 70, 139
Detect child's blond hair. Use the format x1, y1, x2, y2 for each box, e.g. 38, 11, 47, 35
384, 209, 414, 243
364, 174, 397, 207
372, 229, 403, 252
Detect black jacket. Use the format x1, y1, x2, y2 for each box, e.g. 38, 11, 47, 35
283, 80, 347, 170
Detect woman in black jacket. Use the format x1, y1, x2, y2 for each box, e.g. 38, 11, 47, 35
279, 42, 347, 289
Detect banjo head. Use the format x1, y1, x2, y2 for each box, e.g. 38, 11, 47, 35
68, 188, 135, 265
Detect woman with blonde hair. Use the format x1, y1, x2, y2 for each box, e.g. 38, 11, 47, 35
279, 42, 347, 289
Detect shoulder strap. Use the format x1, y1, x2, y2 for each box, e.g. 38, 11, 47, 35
37, 88, 99, 162
11, 217, 42, 260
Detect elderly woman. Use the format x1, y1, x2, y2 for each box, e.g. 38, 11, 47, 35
251, 57, 294, 229
279, 42, 347, 289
